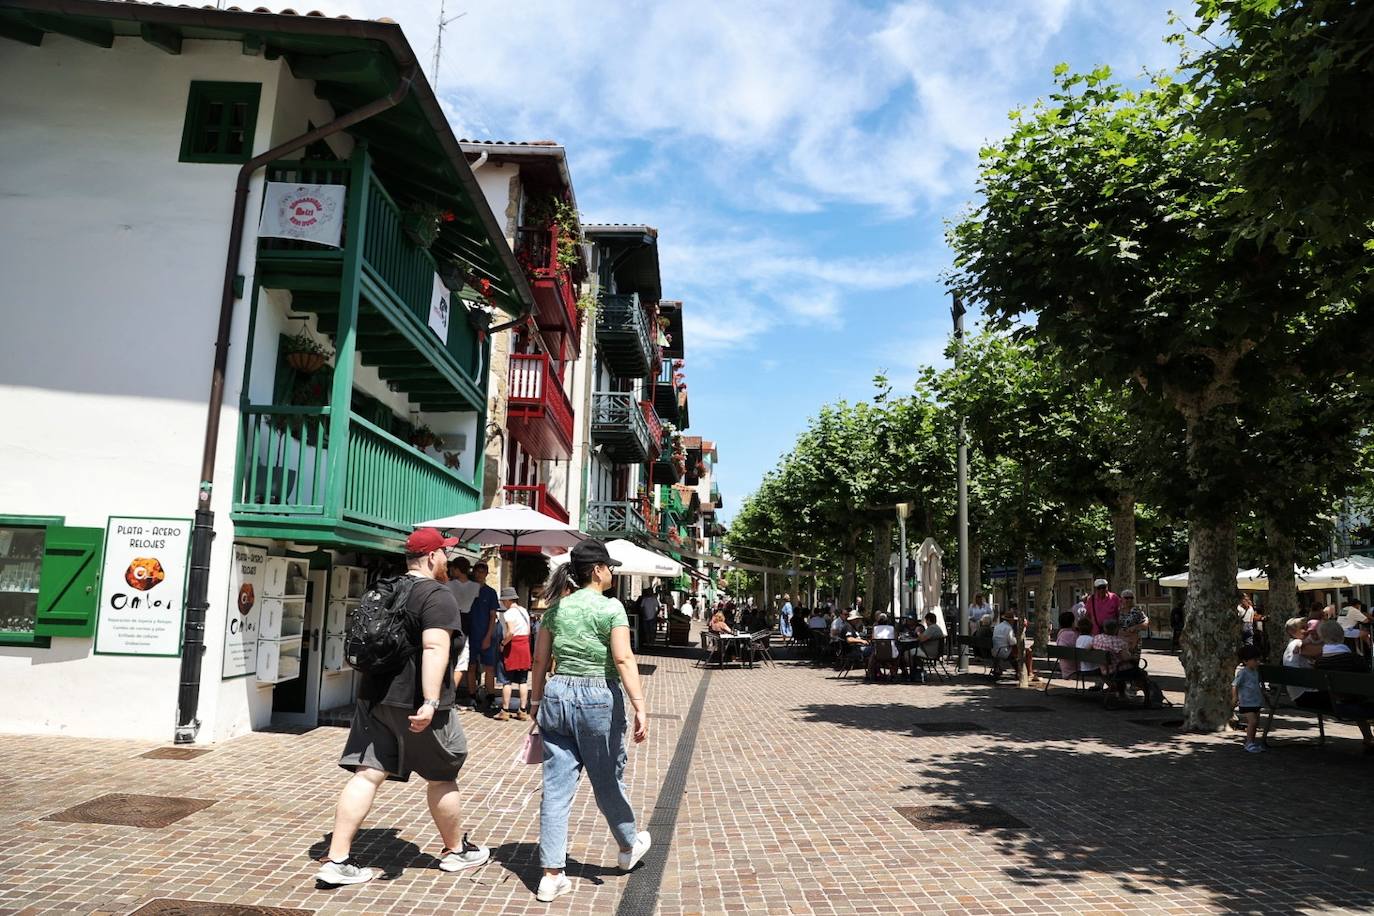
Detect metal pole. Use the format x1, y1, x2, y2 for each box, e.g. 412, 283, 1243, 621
953, 295, 970, 673
897, 503, 910, 621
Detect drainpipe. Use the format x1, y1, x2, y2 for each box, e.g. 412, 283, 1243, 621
175, 65, 420, 744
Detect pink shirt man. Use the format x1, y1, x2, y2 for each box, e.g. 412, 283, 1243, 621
1084, 582, 1120, 636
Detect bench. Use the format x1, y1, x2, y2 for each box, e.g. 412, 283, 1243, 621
1259, 664, 1374, 747
1039, 645, 1111, 698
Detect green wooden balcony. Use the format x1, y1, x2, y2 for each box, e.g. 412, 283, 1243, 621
231, 405, 480, 549
595, 293, 654, 379
586, 499, 648, 540
257, 152, 488, 414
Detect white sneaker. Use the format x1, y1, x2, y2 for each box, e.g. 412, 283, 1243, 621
438, 835, 491, 872
536, 873, 573, 902
315, 859, 377, 886
618, 830, 651, 872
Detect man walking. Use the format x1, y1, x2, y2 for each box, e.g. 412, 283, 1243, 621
467, 561, 500, 712
317, 528, 489, 886
447, 557, 480, 698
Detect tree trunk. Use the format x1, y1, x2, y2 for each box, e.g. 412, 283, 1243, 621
1036, 556, 1058, 653
1262, 516, 1297, 665
841, 527, 858, 609
1110, 490, 1137, 595
1181, 515, 1241, 731
867, 520, 893, 619
1015, 545, 1029, 688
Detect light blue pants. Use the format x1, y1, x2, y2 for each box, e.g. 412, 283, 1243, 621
537, 675, 638, 869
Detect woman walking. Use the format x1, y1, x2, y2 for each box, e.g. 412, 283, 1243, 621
529, 539, 651, 903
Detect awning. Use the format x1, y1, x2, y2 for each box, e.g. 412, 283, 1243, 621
1158, 566, 1346, 592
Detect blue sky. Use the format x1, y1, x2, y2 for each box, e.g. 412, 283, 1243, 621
334, 0, 1185, 521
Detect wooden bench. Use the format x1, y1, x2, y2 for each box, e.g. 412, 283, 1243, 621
1260, 664, 1374, 747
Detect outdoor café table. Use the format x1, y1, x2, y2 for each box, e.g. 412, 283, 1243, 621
717, 632, 754, 667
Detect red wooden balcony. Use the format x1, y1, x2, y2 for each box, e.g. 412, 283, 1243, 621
508, 353, 574, 460
515, 224, 581, 356
504, 483, 570, 523
640, 400, 662, 458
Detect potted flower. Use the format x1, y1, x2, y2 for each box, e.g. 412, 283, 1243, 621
401, 201, 450, 249
283, 330, 332, 374
409, 423, 439, 450
695, 460, 707, 477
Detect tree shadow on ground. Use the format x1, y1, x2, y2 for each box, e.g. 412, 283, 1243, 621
898, 727, 1374, 913
490, 840, 621, 894
307, 828, 431, 881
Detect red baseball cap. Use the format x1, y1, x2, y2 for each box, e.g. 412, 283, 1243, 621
405, 527, 460, 556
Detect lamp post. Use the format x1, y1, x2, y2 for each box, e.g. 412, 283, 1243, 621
896, 502, 912, 621
953, 294, 970, 673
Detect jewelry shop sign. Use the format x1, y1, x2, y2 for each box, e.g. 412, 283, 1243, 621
94, 517, 191, 657
222, 543, 266, 678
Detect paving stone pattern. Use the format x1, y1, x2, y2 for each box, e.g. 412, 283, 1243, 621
0, 640, 1372, 914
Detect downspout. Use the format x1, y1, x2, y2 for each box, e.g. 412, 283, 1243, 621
175, 64, 420, 744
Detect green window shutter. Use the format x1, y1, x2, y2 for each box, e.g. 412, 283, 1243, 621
33, 526, 104, 638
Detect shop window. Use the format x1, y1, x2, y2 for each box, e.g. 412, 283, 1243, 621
179, 81, 262, 164
0, 517, 104, 647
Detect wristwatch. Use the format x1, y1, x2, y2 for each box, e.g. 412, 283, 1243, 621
422, 698, 441, 708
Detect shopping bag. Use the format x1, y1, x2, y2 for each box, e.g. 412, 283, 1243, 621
517, 725, 543, 765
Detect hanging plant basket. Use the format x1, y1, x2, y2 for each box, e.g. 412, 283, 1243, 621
286, 351, 328, 374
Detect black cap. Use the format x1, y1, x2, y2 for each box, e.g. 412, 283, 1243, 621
570, 538, 621, 568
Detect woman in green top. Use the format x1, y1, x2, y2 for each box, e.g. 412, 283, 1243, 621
529, 539, 651, 903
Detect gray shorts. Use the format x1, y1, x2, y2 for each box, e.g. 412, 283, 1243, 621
339, 700, 468, 783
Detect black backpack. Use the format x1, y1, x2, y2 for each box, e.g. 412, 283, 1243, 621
345, 575, 419, 675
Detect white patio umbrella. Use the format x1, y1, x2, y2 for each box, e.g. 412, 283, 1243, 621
548, 538, 683, 578
414, 503, 586, 552
1311, 555, 1374, 587
1157, 566, 1346, 591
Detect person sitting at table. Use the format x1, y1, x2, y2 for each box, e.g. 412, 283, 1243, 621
708, 611, 733, 635
991, 609, 1018, 678
807, 609, 827, 632
1074, 615, 1098, 680
871, 613, 896, 641
1117, 590, 1149, 662
917, 612, 944, 659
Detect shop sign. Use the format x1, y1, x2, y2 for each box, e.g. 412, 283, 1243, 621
258, 182, 346, 247
221, 543, 266, 678
93, 517, 191, 657
428, 274, 450, 344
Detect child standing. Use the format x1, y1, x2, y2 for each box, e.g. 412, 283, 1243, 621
1232, 645, 1265, 753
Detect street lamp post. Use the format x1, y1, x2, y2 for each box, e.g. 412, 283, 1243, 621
896, 502, 912, 620
953, 294, 970, 673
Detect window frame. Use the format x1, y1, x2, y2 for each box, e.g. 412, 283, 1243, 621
179, 80, 262, 165
0, 514, 64, 648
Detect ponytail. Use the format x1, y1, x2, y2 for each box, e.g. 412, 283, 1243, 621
542, 559, 598, 613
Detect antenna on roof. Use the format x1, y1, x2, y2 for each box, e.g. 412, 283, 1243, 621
431, 0, 467, 92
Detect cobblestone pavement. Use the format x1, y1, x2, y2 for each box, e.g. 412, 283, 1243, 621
2, 640, 1372, 915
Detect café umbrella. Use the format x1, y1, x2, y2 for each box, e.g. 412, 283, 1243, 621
414, 503, 586, 552
1157, 566, 1346, 591
548, 538, 683, 577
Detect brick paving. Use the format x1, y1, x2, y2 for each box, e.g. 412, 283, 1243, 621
1, 638, 1372, 915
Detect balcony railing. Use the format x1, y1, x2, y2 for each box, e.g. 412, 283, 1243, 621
234, 405, 480, 542
640, 401, 662, 456
507, 353, 574, 460
586, 499, 647, 538
504, 483, 570, 523
590, 391, 654, 463
516, 224, 580, 347
595, 293, 654, 379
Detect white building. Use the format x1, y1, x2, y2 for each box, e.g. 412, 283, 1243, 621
0, 0, 533, 742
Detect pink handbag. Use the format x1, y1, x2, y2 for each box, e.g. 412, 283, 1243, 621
517, 725, 543, 765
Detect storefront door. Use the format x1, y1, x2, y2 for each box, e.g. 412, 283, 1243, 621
270, 568, 326, 725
